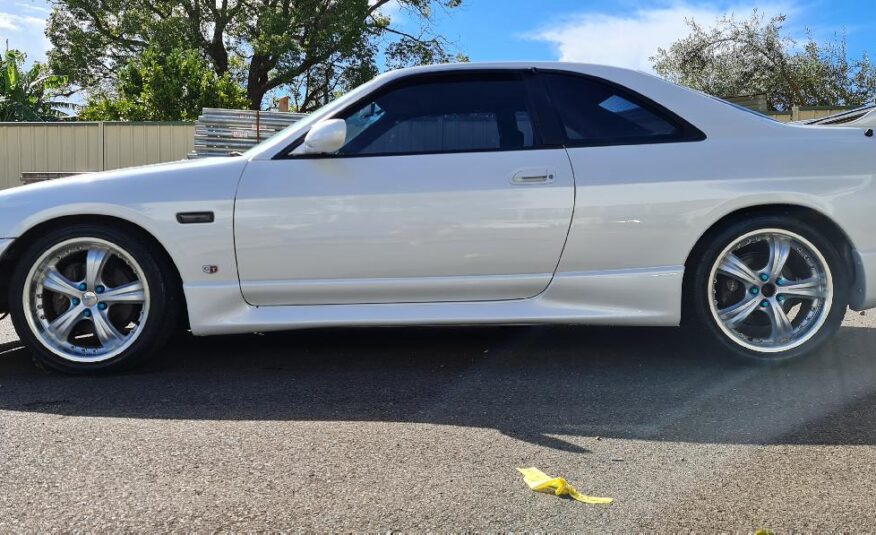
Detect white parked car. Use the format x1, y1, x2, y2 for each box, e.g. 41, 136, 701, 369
1, 62, 875, 373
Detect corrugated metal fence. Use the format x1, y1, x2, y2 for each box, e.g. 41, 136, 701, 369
0, 122, 195, 190
767, 106, 853, 123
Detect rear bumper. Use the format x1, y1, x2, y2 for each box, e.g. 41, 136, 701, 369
851, 249, 876, 310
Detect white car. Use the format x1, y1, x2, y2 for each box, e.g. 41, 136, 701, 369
1, 62, 875, 373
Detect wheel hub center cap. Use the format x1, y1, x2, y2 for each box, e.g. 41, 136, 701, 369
82, 291, 99, 307
761, 283, 777, 298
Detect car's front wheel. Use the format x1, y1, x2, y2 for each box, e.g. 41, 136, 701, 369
9, 223, 180, 373
688, 215, 849, 361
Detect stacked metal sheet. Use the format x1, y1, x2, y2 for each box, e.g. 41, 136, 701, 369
802, 104, 876, 126
190, 108, 306, 158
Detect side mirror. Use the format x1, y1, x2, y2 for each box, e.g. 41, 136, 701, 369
302, 119, 347, 154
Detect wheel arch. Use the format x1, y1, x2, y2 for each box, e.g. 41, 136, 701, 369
0, 215, 188, 326
682, 204, 856, 318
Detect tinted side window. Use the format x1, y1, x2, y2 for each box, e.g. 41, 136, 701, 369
338, 76, 536, 156
542, 73, 687, 145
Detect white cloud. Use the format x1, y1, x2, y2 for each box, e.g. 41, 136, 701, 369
525, 1, 797, 72
0, 6, 51, 64
0, 12, 44, 29
13, 2, 51, 15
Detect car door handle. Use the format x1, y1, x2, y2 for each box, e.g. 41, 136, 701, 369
511, 169, 554, 185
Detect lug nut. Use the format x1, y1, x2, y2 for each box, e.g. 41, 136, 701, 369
760, 300, 770, 308
71, 297, 80, 306
78, 283, 88, 291
750, 287, 760, 295
776, 278, 786, 286
759, 273, 770, 282
83, 309, 92, 318
97, 303, 107, 310
777, 294, 785, 303
95, 285, 105, 294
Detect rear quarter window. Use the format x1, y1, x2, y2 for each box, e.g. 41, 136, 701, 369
541, 72, 704, 146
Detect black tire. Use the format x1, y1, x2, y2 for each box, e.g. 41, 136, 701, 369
8, 223, 181, 374
685, 214, 850, 362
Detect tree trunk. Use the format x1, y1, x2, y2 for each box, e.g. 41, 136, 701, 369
206, 41, 229, 76
246, 55, 271, 110
247, 84, 266, 110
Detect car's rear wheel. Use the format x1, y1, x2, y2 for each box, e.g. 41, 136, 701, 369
9, 224, 180, 373
688, 215, 849, 361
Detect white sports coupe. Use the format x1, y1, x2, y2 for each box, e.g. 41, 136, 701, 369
1, 62, 875, 373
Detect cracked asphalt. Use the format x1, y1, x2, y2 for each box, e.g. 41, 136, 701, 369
1, 311, 875, 531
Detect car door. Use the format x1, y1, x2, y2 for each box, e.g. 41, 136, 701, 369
234, 71, 575, 305
536, 71, 707, 275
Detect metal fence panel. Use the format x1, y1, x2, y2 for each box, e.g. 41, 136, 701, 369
0, 123, 101, 189
102, 123, 194, 171
766, 106, 853, 123
0, 122, 195, 189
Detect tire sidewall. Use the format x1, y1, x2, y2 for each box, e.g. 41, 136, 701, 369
688, 215, 850, 362
9, 224, 175, 373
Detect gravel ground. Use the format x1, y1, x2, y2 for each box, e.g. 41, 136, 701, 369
1, 311, 875, 532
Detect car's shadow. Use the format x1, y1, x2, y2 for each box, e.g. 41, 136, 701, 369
1, 324, 875, 452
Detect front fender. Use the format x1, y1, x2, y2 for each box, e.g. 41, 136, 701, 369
0, 157, 248, 289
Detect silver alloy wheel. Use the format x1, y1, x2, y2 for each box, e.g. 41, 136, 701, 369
23, 237, 151, 363
708, 228, 833, 354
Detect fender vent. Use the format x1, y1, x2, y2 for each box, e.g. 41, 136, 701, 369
176, 212, 215, 224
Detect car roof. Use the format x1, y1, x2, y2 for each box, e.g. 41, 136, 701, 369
377, 61, 653, 81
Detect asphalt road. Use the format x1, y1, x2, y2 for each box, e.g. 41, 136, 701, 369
1, 312, 875, 531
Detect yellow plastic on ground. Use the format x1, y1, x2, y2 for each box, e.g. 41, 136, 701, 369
517, 467, 614, 505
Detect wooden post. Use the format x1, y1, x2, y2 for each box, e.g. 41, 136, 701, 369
98, 121, 105, 171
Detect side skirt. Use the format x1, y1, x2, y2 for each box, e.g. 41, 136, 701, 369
183, 266, 684, 335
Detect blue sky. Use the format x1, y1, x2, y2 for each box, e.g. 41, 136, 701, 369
2, 0, 875, 73
427, 0, 876, 70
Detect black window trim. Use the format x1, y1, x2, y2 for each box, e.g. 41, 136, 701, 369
272, 67, 707, 160
273, 69, 559, 160
533, 68, 707, 149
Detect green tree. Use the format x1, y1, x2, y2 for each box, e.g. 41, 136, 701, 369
47, 0, 464, 112
80, 45, 248, 120
651, 10, 876, 110
0, 50, 73, 121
